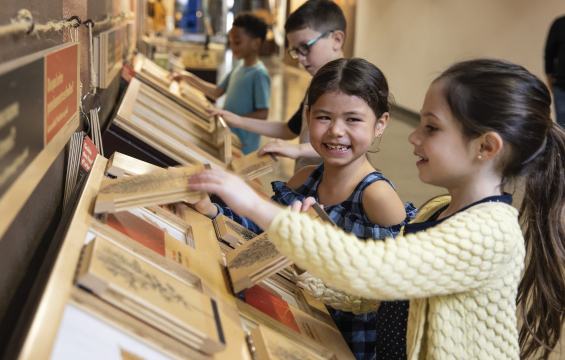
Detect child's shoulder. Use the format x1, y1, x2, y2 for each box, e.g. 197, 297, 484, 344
285, 165, 317, 191
362, 179, 408, 226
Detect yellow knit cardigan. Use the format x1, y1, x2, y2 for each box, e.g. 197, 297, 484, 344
267, 196, 525, 359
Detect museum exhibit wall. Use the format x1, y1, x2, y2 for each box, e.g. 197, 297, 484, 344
353, 0, 565, 114
0, 0, 133, 350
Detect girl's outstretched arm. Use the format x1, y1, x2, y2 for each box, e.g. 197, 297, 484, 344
267, 205, 524, 300
188, 169, 283, 229
188, 169, 524, 301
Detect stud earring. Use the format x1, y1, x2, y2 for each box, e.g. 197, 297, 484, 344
478, 155, 482, 159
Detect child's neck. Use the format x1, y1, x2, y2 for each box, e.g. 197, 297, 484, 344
438, 172, 504, 219
243, 54, 259, 67
317, 157, 374, 207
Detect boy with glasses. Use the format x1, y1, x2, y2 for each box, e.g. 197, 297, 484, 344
207, 0, 346, 171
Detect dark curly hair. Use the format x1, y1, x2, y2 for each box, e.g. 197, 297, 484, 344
232, 12, 268, 42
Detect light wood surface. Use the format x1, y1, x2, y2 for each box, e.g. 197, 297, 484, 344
231, 151, 279, 180
69, 286, 212, 360
75, 236, 226, 354
250, 325, 337, 360
106, 151, 166, 178
17, 156, 107, 360
227, 233, 292, 294
94, 165, 206, 213
214, 215, 258, 248
237, 299, 355, 360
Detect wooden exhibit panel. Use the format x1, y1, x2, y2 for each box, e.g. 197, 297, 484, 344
213, 215, 258, 248
133, 55, 213, 127
94, 164, 206, 213
52, 288, 211, 360
250, 325, 337, 360
178, 81, 211, 110
16, 156, 107, 360
135, 82, 218, 151
92, 214, 198, 276
114, 78, 226, 169
75, 236, 226, 355
142, 205, 196, 247
176, 205, 254, 360
94, 27, 124, 89
106, 151, 166, 178
215, 116, 231, 165
237, 299, 354, 360
226, 233, 292, 294
231, 151, 279, 180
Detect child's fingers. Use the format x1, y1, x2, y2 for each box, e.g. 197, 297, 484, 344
301, 197, 318, 211
188, 181, 223, 195
290, 200, 303, 213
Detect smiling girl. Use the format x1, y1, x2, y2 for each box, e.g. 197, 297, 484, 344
188, 59, 565, 359
190, 58, 417, 360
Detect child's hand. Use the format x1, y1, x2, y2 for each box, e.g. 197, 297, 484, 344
187, 195, 219, 219
290, 197, 320, 212
169, 70, 193, 83
205, 107, 243, 128
258, 140, 302, 159
188, 169, 269, 220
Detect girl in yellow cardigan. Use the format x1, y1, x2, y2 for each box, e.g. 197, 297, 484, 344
188, 59, 565, 360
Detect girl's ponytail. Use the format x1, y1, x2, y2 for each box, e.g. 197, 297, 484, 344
518, 122, 565, 360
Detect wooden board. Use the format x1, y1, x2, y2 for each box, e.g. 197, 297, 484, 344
231, 151, 278, 180
96, 212, 197, 275
226, 233, 292, 294
133, 55, 213, 129
94, 165, 205, 213
69, 286, 211, 360
250, 325, 337, 360
260, 274, 336, 330
213, 215, 258, 248
175, 205, 254, 360
106, 152, 165, 178
237, 299, 354, 360
75, 237, 226, 355
114, 78, 226, 169
16, 156, 108, 360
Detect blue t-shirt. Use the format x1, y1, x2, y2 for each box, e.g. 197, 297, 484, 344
220, 60, 270, 154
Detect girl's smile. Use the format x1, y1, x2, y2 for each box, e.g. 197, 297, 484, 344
307, 91, 386, 168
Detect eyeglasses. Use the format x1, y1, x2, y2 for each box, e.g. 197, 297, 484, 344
287, 30, 334, 59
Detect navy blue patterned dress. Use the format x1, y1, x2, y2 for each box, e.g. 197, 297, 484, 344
216, 164, 417, 360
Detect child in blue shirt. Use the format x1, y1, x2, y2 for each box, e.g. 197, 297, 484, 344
173, 12, 270, 154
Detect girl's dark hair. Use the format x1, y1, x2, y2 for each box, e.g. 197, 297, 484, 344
436, 58, 565, 360
306, 58, 393, 119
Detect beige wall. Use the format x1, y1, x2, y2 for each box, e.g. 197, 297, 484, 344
354, 0, 565, 113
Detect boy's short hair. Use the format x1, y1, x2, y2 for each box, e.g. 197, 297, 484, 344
232, 12, 268, 42
284, 0, 346, 36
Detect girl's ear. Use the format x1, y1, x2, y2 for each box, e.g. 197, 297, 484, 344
477, 131, 503, 161
305, 106, 311, 128
332, 30, 345, 51
374, 112, 390, 139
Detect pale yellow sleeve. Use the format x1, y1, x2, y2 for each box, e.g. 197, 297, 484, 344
268, 205, 524, 300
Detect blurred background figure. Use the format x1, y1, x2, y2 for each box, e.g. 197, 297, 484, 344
545, 15, 565, 127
